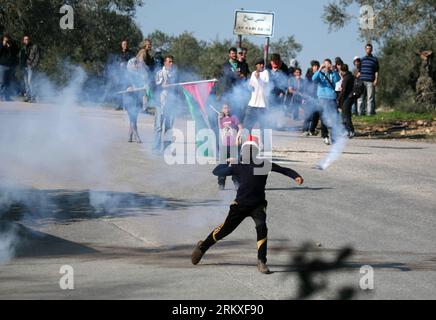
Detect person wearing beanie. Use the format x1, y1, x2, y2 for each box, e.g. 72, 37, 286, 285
191, 135, 304, 274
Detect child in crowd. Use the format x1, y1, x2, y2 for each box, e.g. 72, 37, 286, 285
218, 103, 243, 190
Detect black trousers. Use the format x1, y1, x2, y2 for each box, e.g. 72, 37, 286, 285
319, 99, 339, 139
304, 109, 320, 133
342, 97, 355, 134
201, 201, 268, 263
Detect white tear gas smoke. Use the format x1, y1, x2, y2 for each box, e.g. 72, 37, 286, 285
0, 55, 349, 263
300, 94, 349, 170
316, 136, 348, 170
0, 224, 17, 264
0, 60, 148, 263
0, 61, 233, 262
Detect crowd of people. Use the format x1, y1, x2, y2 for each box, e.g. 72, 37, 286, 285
112, 40, 380, 163
0, 34, 41, 102
216, 44, 380, 147
1, 33, 380, 151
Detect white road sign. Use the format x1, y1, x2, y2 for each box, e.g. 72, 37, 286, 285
234, 10, 275, 37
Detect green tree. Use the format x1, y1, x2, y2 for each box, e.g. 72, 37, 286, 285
270, 36, 303, 66
323, 0, 436, 42
197, 39, 233, 80
0, 0, 144, 85
146, 30, 173, 53
169, 32, 203, 75
323, 0, 436, 112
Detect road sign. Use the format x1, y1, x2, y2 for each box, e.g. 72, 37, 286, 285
234, 10, 275, 37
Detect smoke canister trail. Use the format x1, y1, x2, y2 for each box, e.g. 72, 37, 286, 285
316, 135, 348, 170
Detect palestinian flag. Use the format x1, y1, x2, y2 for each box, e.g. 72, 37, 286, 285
181, 80, 217, 156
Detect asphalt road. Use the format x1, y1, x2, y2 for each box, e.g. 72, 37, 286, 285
0, 101, 435, 300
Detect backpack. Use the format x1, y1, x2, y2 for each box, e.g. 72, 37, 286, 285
352, 77, 365, 98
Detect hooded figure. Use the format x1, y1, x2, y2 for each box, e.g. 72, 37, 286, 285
191, 135, 304, 274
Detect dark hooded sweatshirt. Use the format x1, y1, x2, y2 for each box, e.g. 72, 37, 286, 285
213, 161, 301, 206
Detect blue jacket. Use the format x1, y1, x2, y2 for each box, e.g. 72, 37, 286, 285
312, 70, 340, 100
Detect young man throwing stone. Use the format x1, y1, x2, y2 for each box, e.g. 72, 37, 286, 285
191, 136, 304, 274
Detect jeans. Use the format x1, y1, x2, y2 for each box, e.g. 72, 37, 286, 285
363, 81, 376, 115
24, 67, 34, 100
302, 102, 319, 133
123, 93, 142, 141
319, 99, 343, 141
342, 97, 355, 134
289, 102, 300, 120
153, 104, 175, 152
354, 95, 364, 116
0, 65, 11, 101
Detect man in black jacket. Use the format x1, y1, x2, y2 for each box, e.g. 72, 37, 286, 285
237, 47, 250, 80
338, 64, 356, 137
221, 47, 245, 119
20, 35, 40, 102
0, 34, 19, 101
222, 47, 242, 94
114, 40, 134, 110
191, 136, 304, 274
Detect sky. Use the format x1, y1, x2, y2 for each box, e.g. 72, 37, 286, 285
135, 0, 370, 69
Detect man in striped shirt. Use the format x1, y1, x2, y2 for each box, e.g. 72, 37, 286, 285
360, 44, 380, 116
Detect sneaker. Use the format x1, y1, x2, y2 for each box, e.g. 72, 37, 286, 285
191, 241, 205, 265
302, 131, 310, 137
257, 260, 271, 274
309, 130, 319, 136
218, 184, 225, 191
323, 137, 331, 145
348, 131, 356, 139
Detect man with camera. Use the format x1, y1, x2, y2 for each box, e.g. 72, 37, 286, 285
312, 59, 341, 145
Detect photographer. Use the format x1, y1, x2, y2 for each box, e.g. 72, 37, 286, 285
312, 59, 341, 145
0, 34, 18, 101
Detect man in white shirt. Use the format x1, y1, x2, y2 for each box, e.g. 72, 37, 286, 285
243, 59, 270, 133
153, 55, 178, 153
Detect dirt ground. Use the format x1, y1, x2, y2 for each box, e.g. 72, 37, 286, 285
354, 118, 436, 142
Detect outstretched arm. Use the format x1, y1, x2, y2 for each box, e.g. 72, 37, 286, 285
212, 164, 234, 177
271, 162, 304, 185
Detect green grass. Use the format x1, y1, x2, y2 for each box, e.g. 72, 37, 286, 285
354, 111, 436, 125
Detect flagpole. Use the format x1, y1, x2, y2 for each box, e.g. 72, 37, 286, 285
165, 79, 218, 88
208, 105, 220, 114
117, 79, 218, 94
116, 86, 148, 95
